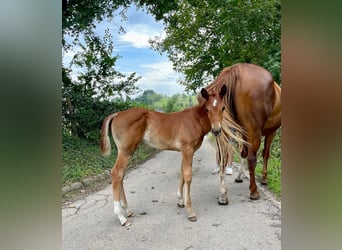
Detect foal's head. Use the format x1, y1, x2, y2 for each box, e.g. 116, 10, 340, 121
200, 85, 227, 137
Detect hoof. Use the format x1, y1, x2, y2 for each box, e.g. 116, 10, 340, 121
127, 211, 135, 217
235, 178, 243, 183
177, 203, 185, 208
188, 215, 197, 222
121, 220, 131, 227
250, 191, 260, 200
218, 200, 229, 205
261, 179, 268, 185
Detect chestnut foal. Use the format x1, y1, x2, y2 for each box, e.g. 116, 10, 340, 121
100, 86, 227, 226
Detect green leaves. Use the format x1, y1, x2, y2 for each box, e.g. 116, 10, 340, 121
151, 0, 281, 91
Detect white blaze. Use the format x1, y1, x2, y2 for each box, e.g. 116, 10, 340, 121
213, 99, 218, 107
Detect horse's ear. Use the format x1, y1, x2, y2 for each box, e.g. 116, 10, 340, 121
219, 85, 227, 98
201, 88, 209, 100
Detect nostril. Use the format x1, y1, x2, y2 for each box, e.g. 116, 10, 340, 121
212, 129, 221, 137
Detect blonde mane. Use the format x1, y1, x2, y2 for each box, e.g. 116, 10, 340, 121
197, 65, 248, 164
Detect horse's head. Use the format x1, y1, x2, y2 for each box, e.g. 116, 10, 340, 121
200, 85, 227, 137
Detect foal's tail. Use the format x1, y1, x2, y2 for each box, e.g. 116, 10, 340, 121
100, 113, 118, 157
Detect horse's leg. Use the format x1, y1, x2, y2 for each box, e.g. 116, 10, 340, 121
247, 135, 261, 200
177, 167, 185, 208
217, 143, 229, 205
218, 170, 229, 205
235, 154, 245, 183
181, 147, 197, 222
120, 180, 134, 217
261, 131, 276, 185
111, 150, 131, 226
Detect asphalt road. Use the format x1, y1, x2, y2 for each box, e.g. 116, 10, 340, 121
62, 136, 281, 250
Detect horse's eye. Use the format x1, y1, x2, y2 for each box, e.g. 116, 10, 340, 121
205, 108, 209, 113
222, 106, 225, 111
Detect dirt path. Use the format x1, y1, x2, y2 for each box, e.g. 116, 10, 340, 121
62, 136, 281, 250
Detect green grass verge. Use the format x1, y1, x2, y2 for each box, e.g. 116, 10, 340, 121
62, 134, 156, 186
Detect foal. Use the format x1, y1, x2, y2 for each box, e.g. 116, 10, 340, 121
100, 86, 227, 226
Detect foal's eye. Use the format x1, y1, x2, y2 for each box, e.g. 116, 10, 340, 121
222, 106, 225, 111
205, 108, 209, 113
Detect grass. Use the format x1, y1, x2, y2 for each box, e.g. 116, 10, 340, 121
62, 133, 156, 186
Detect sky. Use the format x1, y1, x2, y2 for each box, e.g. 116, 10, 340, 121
63, 5, 186, 97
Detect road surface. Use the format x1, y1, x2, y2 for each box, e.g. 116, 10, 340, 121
62, 137, 281, 250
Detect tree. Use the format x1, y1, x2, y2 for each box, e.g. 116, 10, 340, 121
164, 95, 178, 113
62, 27, 141, 138
62, 0, 177, 49
150, 0, 281, 91
62, 0, 143, 139
134, 90, 163, 106
69, 30, 140, 100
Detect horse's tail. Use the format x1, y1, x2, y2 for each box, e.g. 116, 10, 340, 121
100, 113, 118, 157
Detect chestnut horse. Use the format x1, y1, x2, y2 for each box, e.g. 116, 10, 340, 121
199, 63, 281, 204
101, 86, 227, 226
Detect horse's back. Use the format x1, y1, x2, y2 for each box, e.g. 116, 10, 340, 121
235, 63, 273, 94
111, 107, 150, 153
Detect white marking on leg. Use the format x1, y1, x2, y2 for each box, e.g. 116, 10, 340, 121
219, 174, 226, 194
177, 187, 184, 206
219, 174, 228, 204
114, 201, 129, 226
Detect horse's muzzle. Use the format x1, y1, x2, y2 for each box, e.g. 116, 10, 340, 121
211, 128, 222, 137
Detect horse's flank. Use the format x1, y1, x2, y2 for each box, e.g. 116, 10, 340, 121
101, 104, 211, 157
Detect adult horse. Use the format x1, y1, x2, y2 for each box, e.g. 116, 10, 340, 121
101, 86, 227, 226
199, 63, 281, 204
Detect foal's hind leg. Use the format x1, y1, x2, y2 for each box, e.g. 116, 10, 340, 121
261, 131, 276, 185
111, 150, 131, 226
120, 181, 134, 217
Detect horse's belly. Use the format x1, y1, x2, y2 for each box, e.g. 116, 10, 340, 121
142, 129, 180, 150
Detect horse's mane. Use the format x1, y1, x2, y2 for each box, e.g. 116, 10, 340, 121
197, 65, 248, 165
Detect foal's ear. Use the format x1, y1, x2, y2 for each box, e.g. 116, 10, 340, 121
201, 88, 209, 100
219, 85, 227, 98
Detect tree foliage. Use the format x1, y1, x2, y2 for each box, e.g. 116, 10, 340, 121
150, 0, 281, 91
62, 0, 141, 139
62, 0, 281, 138
69, 30, 140, 100
62, 67, 136, 142
134, 90, 163, 106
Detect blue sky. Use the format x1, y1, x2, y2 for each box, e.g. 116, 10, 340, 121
63, 5, 185, 96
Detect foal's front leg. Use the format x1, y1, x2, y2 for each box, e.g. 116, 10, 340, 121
177, 169, 185, 208
181, 148, 197, 222
218, 166, 229, 205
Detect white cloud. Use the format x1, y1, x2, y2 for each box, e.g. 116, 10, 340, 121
118, 24, 165, 49
136, 61, 185, 95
